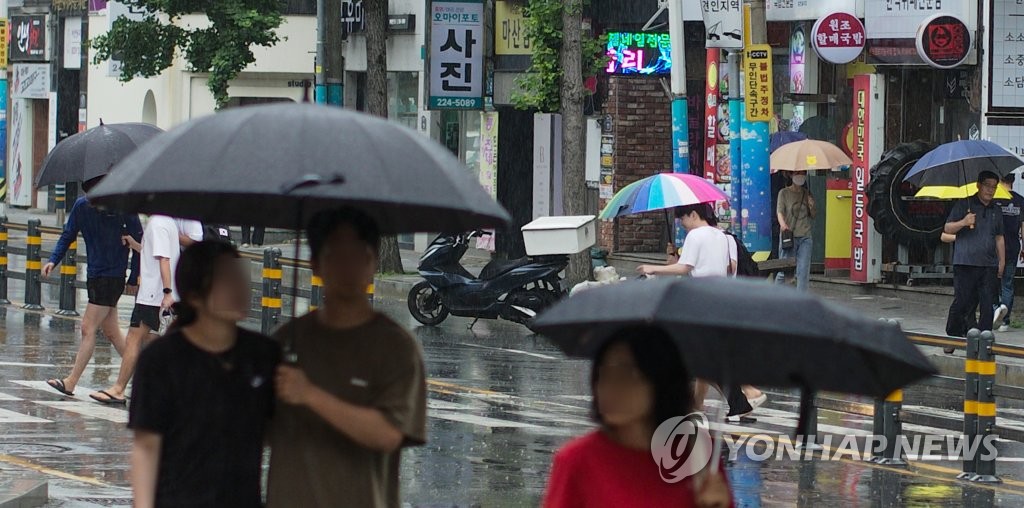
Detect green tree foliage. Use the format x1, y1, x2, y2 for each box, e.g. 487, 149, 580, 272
92, 0, 284, 108
512, 0, 606, 112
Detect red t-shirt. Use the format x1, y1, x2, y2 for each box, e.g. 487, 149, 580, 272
542, 430, 733, 508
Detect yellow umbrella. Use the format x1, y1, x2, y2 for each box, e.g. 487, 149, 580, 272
915, 182, 1012, 200
770, 139, 853, 173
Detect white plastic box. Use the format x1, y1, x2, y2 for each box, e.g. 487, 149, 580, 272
521, 215, 597, 256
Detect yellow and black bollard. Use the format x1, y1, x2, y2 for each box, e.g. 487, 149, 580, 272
958, 328, 982, 479
873, 389, 907, 466
0, 218, 10, 305
261, 248, 282, 334
56, 240, 79, 316
23, 219, 43, 310
971, 330, 1001, 483
366, 282, 375, 306
310, 275, 323, 311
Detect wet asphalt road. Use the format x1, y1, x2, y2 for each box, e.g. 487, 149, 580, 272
5, 296, 1024, 505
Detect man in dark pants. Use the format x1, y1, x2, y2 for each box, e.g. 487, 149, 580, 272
944, 171, 1005, 352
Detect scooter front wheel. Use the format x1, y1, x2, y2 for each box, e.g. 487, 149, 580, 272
408, 281, 450, 326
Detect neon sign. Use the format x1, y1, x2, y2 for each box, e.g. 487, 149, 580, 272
605, 31, 671, 75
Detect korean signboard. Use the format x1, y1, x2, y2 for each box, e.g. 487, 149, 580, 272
915, 14, 971, 69
495, 1, 529, 55
865, 0, 974, 65
812, 12, 866, 64
605, 32, 671, 75
850, 74, 884, 283
991, 0, 1024, 111
744, 45, 773, 122
700, 0, 743, 49
341, 0, 364, 36
704, 48, 720, 182
11, 64, 51, 99
429, 0, 484, 110
10, 15, 47, 62
766, 0, 861, 21
64, 17, 82, 70
0, 20, 8, 70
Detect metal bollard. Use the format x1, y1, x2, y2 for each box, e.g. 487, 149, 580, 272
367, 282, 375, 306
873, 389, 907, 466
959, 329, 982, 479
56, 240, 79, 316
0, 218, 10, 305
54, 184, 66, 226
261, 248, 282, 334
23, 219, 43, 310
971, 330, 1001, 483
310, 275, 323, 311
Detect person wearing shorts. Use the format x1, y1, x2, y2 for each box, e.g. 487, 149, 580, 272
90, 216, 200, 405
45, 176, 143, 398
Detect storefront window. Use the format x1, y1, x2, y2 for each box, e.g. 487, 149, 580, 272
388, 72, 419, 130
460, 112, 482, 177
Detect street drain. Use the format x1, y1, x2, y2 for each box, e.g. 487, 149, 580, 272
0, 442, 71, 456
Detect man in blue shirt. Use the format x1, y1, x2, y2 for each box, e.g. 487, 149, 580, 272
944, 171, 1005, 341
992, 173, 1024, 332
45, 176, 143, 396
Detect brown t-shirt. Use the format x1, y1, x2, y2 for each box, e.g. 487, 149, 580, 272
777, 186, 814, 238
266, 312, 427, 508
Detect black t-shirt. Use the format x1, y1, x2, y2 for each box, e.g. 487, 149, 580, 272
995, 191, 1024, 254
947, 196, 1004, 267
128, 328, 281, 508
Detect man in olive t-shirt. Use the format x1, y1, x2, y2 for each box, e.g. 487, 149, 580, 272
268, 208, 427, 508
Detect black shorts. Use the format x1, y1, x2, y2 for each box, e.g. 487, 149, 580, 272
130, 304, 161, 331
86, 277, 126, 307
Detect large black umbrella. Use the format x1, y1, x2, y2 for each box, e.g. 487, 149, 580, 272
87, 103, 509, 234
35, 122, 163, 188
532, 277, 935, 396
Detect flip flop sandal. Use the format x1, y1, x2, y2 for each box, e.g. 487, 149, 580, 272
89, 390, 127, 405
46, 379, 74, 397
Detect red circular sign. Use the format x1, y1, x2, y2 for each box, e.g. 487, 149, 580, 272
811, 12, 865, 65
916, 14, 971, 69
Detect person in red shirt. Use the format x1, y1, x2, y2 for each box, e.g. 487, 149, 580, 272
543, 327, 733, 508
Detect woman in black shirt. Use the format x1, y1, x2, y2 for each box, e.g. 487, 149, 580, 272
129, 241, 280, 508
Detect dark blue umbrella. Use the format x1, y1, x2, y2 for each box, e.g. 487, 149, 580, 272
902, 140, 1023, 187
35, 122, 164, 188
769, 131, 807, 154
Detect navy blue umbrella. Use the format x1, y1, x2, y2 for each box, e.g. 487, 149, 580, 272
769, 131, 807, 154
902, 140, 1023, 187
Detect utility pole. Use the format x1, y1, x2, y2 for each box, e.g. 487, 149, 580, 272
740, 0, 771, 256
325, 0, 343, 105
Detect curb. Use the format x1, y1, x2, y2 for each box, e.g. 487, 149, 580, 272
0, 478, 48, 508
374, 276, 419, 302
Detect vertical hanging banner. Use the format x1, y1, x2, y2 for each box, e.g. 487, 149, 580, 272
851, 74, 872, 283
744, 45, 773, 122
429, 0, 484, 110
700, 0, 744, 49
704, 48, 721, 181
477, 112, 499, 251
671, 99, 689, 174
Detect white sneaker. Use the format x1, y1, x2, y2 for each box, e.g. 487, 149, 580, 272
999, 324, 1012, 333
747, 393, 768, 411
994, 304, 1009, 328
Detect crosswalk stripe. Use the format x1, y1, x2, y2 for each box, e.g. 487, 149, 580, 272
431, 410, 546, 429
0, 407, 50, 423
33, 401, 127, 424
0, 392, 21, 401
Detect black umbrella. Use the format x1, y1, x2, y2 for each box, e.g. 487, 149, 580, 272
87, 103, 510, 234
533, 277, 935, 396
35, 121, 163, 188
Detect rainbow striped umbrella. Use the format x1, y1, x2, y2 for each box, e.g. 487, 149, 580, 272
599, 173, 730, 219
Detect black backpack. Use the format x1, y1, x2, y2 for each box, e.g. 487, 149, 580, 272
203, 224, 232, 244
726, 232, 759, 277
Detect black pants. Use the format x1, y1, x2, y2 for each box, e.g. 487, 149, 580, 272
242, 226, 265, 246
725, 386, 753, 416
946, 265, 999, 337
